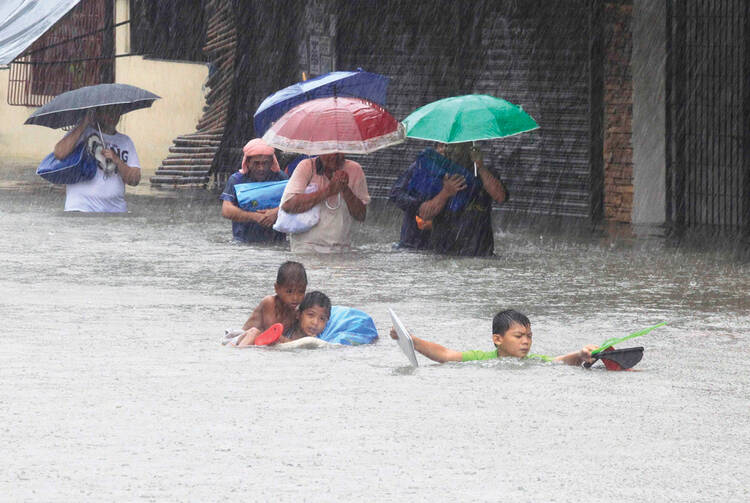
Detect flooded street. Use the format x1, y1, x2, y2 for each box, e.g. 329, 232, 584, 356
2, 165, 749, 502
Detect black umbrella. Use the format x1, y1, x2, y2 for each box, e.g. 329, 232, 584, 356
24, 83, 161, 129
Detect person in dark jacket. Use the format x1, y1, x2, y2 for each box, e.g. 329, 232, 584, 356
390, 142, 508, 256
388, 143, 448, 250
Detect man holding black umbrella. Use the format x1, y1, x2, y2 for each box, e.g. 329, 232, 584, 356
26, 83, 157, 213
52, 105, 141, 212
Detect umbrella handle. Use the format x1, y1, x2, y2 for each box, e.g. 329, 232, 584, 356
472, 141, 478, 176
96, 122, 105, 145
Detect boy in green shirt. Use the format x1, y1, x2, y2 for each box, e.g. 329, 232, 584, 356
390, 309, 597, 365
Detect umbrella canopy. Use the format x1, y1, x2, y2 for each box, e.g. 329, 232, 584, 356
402, 94, 538, 143
25, 83, 161, 129
261, 96, 405, 155
253, 69, 388, 136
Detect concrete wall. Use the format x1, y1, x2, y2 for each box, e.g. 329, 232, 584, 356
631, 0, 667, 224
0, 0, 208, 179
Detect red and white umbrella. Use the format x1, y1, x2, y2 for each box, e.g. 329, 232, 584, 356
261, 96, 405, 155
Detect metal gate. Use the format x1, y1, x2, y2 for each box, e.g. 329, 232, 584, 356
474, 1, 594, 219
668, 0, 750, 232
6, 0, 113, 107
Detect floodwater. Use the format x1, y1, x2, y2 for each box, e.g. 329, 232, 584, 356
1, 164, 749, 502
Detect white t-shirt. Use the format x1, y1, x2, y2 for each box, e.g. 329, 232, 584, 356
64, 127, 140, 212
280, 158, 370, 253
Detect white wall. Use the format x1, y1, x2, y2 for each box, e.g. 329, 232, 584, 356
631, 0, 667, 224
0, 71, 63, 162
113, 57, 208, 177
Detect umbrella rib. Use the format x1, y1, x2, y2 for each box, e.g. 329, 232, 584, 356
30, 99, 155, 117
447, 107, 464, 144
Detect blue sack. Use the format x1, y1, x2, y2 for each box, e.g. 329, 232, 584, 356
235, 180, 289, 211
36, 140, 97, 185
406, 148, 481, 212
318, 306, 379, 345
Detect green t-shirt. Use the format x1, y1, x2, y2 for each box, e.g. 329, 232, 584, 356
461, 349, 553, 362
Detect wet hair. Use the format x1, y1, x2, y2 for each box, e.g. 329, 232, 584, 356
276, 261, 307, 286
298, 290, 331, 318
492, 309, 531, 336
315, 153, 344, 174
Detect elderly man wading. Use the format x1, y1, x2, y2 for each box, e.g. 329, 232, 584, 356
220, 138, 288, 243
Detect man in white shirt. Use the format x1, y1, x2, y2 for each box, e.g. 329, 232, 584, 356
53, 105, 141, 212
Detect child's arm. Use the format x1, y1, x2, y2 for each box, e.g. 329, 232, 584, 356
554, 344, 598, 366
390, 328, 463, 363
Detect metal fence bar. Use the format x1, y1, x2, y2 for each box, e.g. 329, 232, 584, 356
670, 0, 745, 231
744, 0, 750, 232
6, 0, 113, 107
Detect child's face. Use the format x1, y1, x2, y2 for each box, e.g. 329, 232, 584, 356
274, 282, 306, 310
297, 305, 330, 338
493, 322, 532, 358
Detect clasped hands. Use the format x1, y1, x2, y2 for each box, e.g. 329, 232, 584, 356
253, 207, 278, 227
326, 170, 349, 196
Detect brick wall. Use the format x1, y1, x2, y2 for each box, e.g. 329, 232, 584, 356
603, 1, 634, 223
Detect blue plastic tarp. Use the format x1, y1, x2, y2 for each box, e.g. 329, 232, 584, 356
235, 180, 288, 211
318, 306, 378, 346
0, 0, 81, 65
406, 148, 481, 212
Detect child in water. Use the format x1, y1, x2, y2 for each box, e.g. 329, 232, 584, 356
233, 261, 307, 347
391, 309, 598, 365
278, 291, 332, 343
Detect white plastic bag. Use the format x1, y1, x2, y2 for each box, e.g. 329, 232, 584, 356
273, 183, 320, 234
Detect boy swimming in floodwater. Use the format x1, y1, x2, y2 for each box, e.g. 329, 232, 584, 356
391, 309, 598, 365
278, 291, 332, 343
233, 261, 307, 347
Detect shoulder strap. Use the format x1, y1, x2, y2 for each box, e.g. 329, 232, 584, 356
314, 156, 324, 175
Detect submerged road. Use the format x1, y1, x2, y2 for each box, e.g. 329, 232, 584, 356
1, 162, 749, 502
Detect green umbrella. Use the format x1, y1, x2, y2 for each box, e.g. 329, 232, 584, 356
402, 94, 538, 143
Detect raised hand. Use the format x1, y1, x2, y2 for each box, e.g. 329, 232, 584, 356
469, 145, 483, 163
441, 174, 467, 197
579, 344, 599, 365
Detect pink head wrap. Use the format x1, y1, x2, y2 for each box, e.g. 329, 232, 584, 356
240, 138, 280, 174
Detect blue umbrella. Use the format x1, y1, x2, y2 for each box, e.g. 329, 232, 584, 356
253, 68, 388, 136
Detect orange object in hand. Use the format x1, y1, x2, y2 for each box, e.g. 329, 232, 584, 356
415, 215, 433, 231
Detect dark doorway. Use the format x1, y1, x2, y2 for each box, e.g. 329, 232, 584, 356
667, 0, 749, 234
